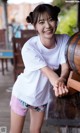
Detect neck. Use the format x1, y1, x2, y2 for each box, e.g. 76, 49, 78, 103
40, 36, 56, 49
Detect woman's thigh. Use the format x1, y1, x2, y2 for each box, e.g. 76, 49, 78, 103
10, 109, 25, 133
29, 109, 45, 133
10, 95, 28, 133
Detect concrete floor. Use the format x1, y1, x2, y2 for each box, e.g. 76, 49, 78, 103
0, 60, 59, 133
0, 60, 80, 133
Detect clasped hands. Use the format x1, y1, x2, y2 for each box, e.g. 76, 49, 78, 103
53, 77, 69, 97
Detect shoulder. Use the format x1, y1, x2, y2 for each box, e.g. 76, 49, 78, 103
56, 34, 70, 41
21, 36, 39, 53
23, 36, 38, 48
56, 34, 70, 40
56, 34, 70, 46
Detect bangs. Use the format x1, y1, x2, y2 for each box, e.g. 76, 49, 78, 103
33, 5, 54, 25
26, 4, 60, 25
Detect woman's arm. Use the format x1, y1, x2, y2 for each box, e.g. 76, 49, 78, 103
41, 66, 59, 86
53, 63, 70, 97
60, 63, 70, 82
41, 65, 69, 97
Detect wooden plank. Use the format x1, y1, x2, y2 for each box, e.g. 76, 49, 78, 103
47, 118, 80, 127
67, 71, 80, 92
68, 78, 80, 91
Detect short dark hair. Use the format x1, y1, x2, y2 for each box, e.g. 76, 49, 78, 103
26, 4, 60, 26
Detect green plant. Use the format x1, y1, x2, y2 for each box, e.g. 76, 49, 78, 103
56, 5, 77, 36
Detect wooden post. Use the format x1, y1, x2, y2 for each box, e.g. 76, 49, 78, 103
2, 0, 9, 49
67, 71, 80, 93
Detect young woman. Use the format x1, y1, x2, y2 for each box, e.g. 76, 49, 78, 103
10, 4, 70, 133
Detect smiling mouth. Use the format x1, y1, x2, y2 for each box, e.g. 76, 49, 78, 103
44, 28, 53, 32
44, 30, 53, 34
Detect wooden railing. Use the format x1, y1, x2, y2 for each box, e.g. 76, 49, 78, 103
21, 29, 37, 38
12, 37, 28, 81
12, 29, 38, 80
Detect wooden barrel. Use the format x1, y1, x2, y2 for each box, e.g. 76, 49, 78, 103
66, 32, 80, 75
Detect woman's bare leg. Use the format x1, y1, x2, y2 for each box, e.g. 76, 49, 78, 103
10, 109, 25, 133
29, 109, 45, 133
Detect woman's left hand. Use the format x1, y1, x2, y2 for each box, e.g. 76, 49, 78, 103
53, 77, 69, 97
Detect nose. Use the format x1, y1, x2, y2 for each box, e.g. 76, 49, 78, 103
45, 21, 50, 28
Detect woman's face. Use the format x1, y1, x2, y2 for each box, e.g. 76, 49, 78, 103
35, 12, 57, 40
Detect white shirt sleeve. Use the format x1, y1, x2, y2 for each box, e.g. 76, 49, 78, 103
21, 43, 47, 71
60, 34, 70, 64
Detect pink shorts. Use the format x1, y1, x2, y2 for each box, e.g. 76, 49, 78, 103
10, 95, 47, 116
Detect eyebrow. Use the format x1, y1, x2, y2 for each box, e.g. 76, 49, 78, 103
38, 17, 51, 22
38, 19, 44, 21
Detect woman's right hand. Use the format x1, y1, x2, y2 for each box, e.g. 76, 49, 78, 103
53, 86, 68, 97
53, 78, 69, 97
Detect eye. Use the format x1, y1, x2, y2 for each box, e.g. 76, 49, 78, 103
38, 20, 44, 24
49, 17, 53, 22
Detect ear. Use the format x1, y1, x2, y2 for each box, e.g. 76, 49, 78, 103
34, 24, 37, 30
54, 21, 58, 33
55, 21, 59, 29
34, 25, 38, 32
56, 20, 58, 25
57, 20, 59, 26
